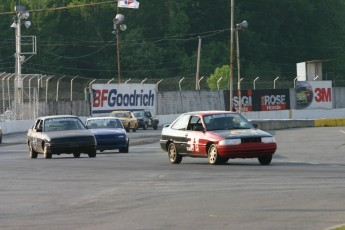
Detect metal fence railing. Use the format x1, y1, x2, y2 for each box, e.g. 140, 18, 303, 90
2, 72, 345, 120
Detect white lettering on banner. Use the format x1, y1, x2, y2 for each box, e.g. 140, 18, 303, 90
233, 96, 252, 106
262, 95, 286, 105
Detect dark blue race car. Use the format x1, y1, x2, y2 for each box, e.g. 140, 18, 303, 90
86, 117, 129, 153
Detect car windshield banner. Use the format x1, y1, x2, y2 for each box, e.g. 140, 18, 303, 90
295, 81, 332, 109
91, 84, 157, 115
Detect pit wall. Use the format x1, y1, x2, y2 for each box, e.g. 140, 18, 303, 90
1, 109, 345, 134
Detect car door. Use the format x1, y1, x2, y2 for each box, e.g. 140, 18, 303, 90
185, 115, 207, 156
169, 114, 190, 153
29, 119, 44, 153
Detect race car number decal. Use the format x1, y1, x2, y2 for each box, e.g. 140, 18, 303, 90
187, 137, 199, 152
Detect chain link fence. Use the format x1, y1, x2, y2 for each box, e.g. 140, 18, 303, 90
2, 72, 345, 120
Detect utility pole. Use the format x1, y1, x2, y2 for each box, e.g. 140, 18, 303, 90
229, 0, 234, 111
196, 36, 201, 90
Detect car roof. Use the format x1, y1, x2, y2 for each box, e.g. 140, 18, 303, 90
182, 110, 238, 116
38, 115, 78, 120
111, 110, 132, 113
87, 117, 120, 121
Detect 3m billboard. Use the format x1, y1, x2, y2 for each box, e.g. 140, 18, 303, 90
91, 84, 157, 115
295, 81, 332, 109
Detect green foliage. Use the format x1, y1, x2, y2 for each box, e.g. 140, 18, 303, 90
2, 0, 345, 89
207, 65, 230, 90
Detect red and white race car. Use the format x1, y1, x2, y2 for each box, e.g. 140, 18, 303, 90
160, 110, 277, 165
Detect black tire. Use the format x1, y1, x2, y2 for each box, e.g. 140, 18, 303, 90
29, 142, 38, 159
168, 143, 182, 164
43, 145, 52, 159
119, 143, 129, 153
88, 150, 97, 158
73, 153, 81, 158
258, 155, 272, 165
208, 144, 220, 165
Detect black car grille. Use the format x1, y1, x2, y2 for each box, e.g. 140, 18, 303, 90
96, 134, 124, 140
55, 136, 94, 142
241, 137, 261, 143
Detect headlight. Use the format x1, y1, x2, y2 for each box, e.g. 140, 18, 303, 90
219, 139, 241, 145
261, 137, 275, 143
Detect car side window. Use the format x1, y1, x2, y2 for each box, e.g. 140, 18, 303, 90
171, 114, 190, 130
187, 116, 202, 131
35, 119, 43, 130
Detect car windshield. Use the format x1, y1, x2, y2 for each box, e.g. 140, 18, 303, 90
86, 119, 124, 129
44, 117, 85, 132
133, 111, 144, 117
203, 113, 253, 131
113, 113, 129, 118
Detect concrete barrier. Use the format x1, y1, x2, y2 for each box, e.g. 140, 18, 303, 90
0, 120, 34, 135
1, 113, 345, 135
250, 119, 315, 131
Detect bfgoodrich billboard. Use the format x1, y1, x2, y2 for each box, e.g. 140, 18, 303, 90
91, 84, 157, 116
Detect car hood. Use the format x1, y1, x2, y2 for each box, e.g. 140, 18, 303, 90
90, 129, 126, 135
211, 129, 273, 138
40, 130, 95, 142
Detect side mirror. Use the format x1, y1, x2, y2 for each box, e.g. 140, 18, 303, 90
252, 123, 258, 129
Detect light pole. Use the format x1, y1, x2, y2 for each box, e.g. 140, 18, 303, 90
11, 5, 33, 117
236, 20, 248, 113
195, 36, 201, 90
113, 14, 127, 84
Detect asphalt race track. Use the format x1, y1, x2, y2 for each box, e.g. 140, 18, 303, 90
0, 127, 344, 230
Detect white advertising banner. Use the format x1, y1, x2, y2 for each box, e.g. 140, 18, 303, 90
295, 81, 332, 109
91, 84, 157, 115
